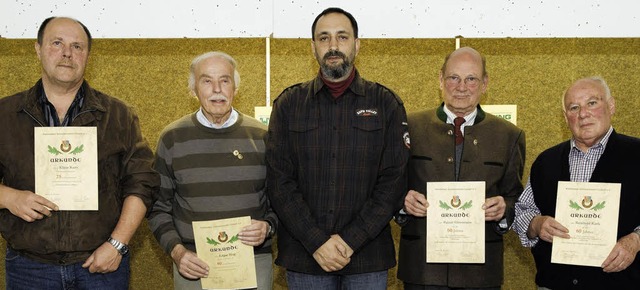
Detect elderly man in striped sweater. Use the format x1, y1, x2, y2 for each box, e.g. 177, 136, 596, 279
148, 51, 277, 290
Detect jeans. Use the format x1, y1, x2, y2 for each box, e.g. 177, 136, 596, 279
286, 270, 387, 290
5, 247, 130, 290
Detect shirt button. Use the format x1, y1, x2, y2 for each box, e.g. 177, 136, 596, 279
447, 130, 453, 136
473, 139, 478, 145
447, 157, 454, 163
572, 279, 578, 285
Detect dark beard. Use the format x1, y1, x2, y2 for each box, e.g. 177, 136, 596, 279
320, 50, 351, 79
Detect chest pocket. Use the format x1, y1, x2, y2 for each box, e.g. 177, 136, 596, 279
288, 118, 319, 135
288, 118, 320, 155
351, 116, 384, 163
353, 116, 382, 132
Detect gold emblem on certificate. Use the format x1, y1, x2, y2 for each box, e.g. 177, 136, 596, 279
193, 216, 257, 290
552, 181, 621, 267
34, 127, 98, 210
426, 181, 485, 263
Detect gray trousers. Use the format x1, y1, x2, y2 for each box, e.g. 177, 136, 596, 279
172, 253, 273, 290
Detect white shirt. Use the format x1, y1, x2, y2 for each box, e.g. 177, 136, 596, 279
442, 105, 477, 135
196, 108, 238, 129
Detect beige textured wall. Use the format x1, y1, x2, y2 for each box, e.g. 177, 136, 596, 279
1, 37, 639, 289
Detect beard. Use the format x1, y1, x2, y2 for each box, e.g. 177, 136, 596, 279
318, 50, 353, 79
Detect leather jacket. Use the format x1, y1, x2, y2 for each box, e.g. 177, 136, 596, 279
0, 80, 159, 264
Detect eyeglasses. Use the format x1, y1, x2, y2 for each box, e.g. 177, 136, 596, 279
444, 75, 483, 88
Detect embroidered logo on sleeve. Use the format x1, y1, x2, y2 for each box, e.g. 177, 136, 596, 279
403, 131, 411, 149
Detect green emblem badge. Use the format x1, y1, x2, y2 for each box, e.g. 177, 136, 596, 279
206, 232, 240, 246
569, 196, 605, 211
439, 195, 473, 210
48, 140, 84, 155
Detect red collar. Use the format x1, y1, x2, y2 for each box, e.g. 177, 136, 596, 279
320, 68, 356, 98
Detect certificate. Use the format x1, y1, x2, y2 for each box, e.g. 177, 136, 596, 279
551, 181, 621, 267
34, 127, 98, 210
193, 216, 257, 290
426, 181, 485, 263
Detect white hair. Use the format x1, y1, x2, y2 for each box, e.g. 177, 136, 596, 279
562, 76, 612, 111
188, 51, 240, 92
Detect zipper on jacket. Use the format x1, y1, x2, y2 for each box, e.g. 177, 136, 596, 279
21, 109, 45, 127
23, 107, 98, 127
71, 108, 98, 124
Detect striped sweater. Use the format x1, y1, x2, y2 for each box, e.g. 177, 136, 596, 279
148, 111, 276, 255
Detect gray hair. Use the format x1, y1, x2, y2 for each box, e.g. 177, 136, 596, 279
188, 51, 241, 92
562, 76, 612, 111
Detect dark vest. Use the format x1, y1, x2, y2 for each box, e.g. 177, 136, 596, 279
530, 131, 640, 289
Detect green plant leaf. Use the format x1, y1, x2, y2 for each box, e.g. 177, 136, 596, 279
460, 200, 473, 210
70, 144, 84, 155
206, 237, 220, 245
569, 200, 582, 210
591, 201, 606, 211
228, 234, 240, 243
48, 145, 62, 155
439, 200, 452, 210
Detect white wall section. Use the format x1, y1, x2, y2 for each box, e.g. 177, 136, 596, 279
1, 0, 637, 38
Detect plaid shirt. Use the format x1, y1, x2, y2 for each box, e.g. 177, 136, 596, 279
266, 71, 409, 274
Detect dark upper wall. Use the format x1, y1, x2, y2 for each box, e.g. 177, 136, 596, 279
1, 37, 639, 290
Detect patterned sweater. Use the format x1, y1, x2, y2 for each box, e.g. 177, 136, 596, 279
148, 111, 276, 255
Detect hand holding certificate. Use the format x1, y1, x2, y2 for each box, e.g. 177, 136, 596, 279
551, 181, 621, 267
426, 181, 486, 263
193, 216, 257, 290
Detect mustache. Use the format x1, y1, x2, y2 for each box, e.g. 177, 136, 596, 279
207, 93, 228, 101
323, 50, 347, 61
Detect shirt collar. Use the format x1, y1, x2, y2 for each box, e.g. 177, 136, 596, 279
570, 126, 613, 152
196, 108, 238, 129
38, 83, 85, 106
38, 84, 85, 127
443, 105, 477, 126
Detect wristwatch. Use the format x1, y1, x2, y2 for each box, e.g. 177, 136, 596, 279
108, 237, 130, 256
266, 220, 276, 238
